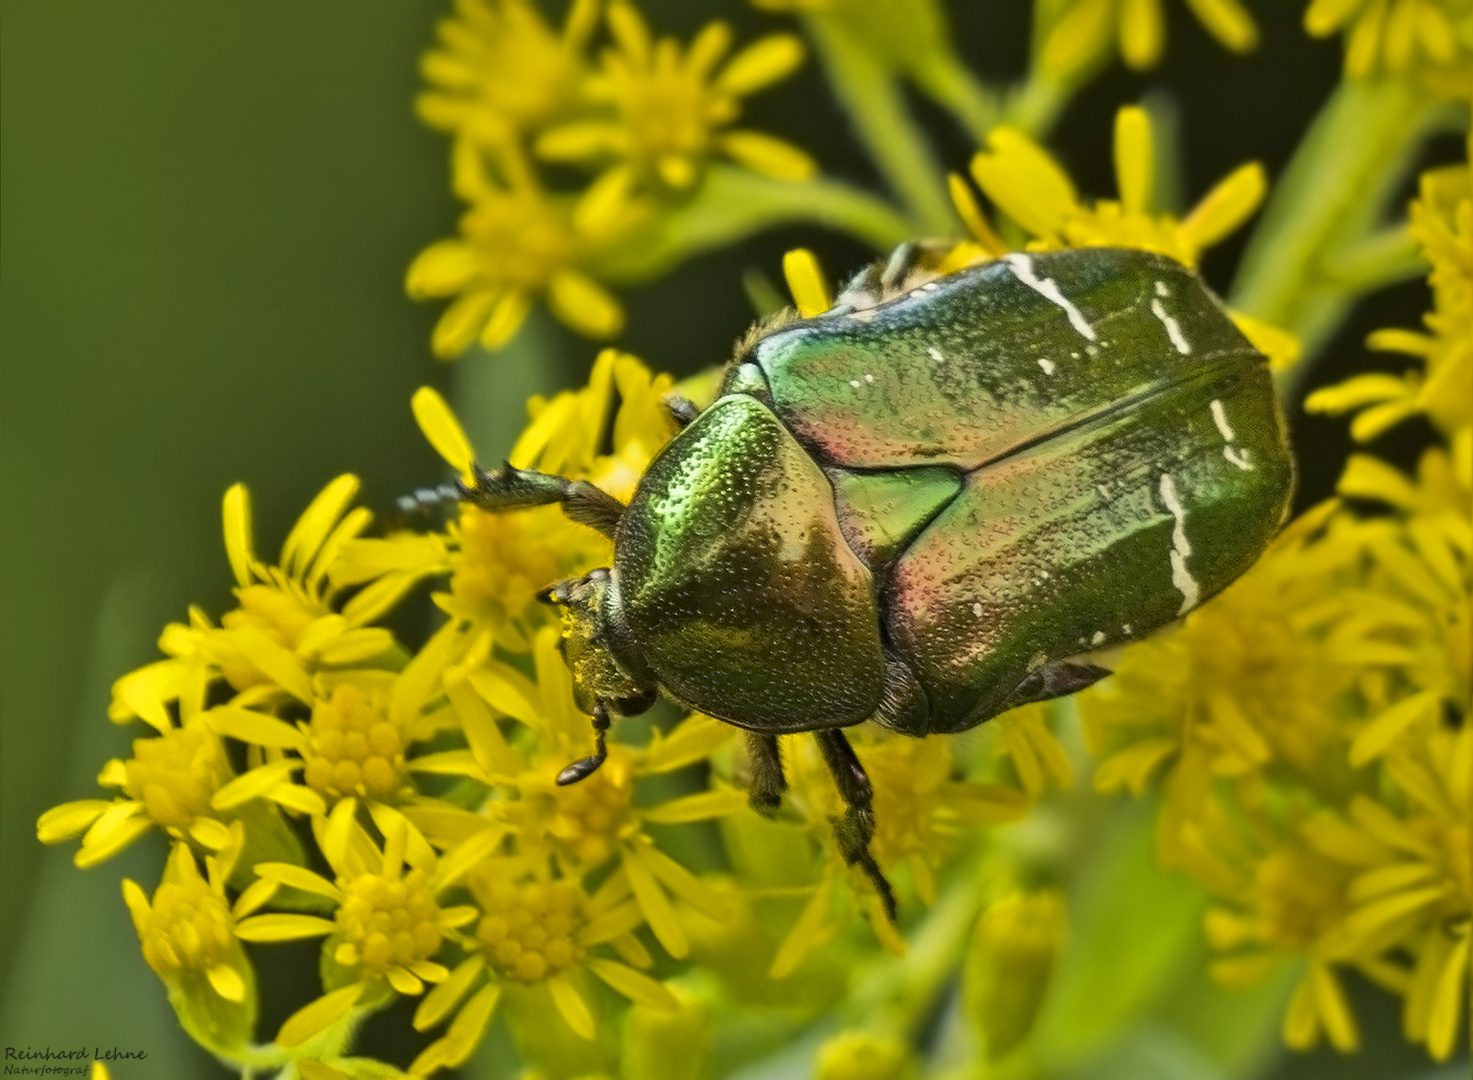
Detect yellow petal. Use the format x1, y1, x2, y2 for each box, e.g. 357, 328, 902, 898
547, 975, 595, 1039
479, 289, 534, 351
717, 33, 805, 95
37, 800, 111, 843
432, 289, 500, 359
413, 956, 487, 1032
586, 957, 678, 1010
406, 240, 478, 300
276, 981, 366, 1048
948, 174, 1008, 256
411, 387, 475, 475
236, 913, 338, 942
1185, 0, 1258, 51
222, 484, 254, 589
282, 475, 359, 581
1426, 932, 1470, 1061
769, 876, 835, 979
206, 962, 247, 1003
254, 861, 344, 902
1114, 106, 1154, 214
548, 270, 625, 339
971, 130, 1077, 241
622, 845, 688, 958
720, 130, 818, 181
1179, 162, 1266, 250
782, 248, 831, 317
1120, 0, 1165, 69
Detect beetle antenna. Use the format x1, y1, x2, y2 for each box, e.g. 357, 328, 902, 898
556, 702, 611, 785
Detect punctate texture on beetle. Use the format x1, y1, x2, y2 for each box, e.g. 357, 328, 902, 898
617, 247, 1294, 736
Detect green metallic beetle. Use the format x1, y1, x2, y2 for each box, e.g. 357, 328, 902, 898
416, 246, 1294, 918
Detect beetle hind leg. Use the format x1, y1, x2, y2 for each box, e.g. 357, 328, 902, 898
745, 733, 787, 816
815, 729, 897, 923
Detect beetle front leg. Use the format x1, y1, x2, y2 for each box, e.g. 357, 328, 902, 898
814, 729, 897, 923
746, 733, 786, 816
556, 702, 611, 785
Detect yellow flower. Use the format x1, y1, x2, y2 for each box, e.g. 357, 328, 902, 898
1303, 724, 1472, 1060
964, 890, 1066, 1061
536, 2, 814, 190
1200, 823, 1365, 1053
1308, 160, 1472, 483
768, 726, 1029, 974
38, 718, 237, 866
345, 351, 678, 656
452, 629, 742, 959
110, 477, 402, 721
417, 0, 600, 145
121, 827, 266, 1010
991, 702, 1075, 796
1082, 510, 1357, 837
1304, 0, 1473, 80
235, 814, 486, 1048
971, 105, 1266, 268
1041, 0, 1258, 75
407, 143, 642, 356
408, 856, 678, 1073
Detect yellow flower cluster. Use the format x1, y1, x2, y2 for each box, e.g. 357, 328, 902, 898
1081, 143, 1472, 1061
1305, 0, 1473, 86
409, 0, 811, 357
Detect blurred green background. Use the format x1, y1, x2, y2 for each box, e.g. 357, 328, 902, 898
0, 1, 1457, 1077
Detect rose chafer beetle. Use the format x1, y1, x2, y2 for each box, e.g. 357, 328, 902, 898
410, 246, 1294, 919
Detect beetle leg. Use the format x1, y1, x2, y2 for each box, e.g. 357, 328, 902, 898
458, 462, 626, 539
746, 733, 786, 816
556, 702, 611, 785
814, 729, 897, 923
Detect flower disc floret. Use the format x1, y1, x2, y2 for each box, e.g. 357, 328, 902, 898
475, 878, 585, 983
138, 876, 236, 981
303, 684, 410, 804
338, 868, 444, 977
547, 757, 633, 868
124, 728, 232, 831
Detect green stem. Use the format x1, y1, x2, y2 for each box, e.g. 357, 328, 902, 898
591, 166, 914, 282
1001, 73, 1073, 139
912, 55, 1002, 145
803, 14, 957, 235
1229, 78, 1451, 389
844, 856, 994, 1041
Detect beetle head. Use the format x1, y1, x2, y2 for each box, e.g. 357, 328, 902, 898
539, 568, 657, 719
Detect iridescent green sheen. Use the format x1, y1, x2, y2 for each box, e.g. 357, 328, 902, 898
614, 395, 887, 731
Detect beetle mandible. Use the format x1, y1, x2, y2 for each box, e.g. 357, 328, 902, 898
407, 245, 1295, 919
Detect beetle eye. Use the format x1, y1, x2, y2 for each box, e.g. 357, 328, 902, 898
613, 687, 657, 717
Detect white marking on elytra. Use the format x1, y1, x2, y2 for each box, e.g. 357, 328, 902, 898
1038, 358, 1056, 375
1209, 399, 1236, 441
1071, 351, 1081, 359
1091, 630, 1106, 646
1154, 280, 1170, 298
1151, 298, 1191, 355
972, 602, 984, 617
849, 308, 879, 324
927, 346, 944, 362
1086, 344, 1100, 357
1097, 482, 1111, 498
1004, 253, 1098, 340
1158, 473, 1200, 615
1209, 398, 1255, 471
1122, 623, 1133, 635
849, 380, 861, 388
864, 373, 875, 383
921, 281, 941, 292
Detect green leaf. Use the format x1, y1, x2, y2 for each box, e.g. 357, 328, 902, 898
1032, 799, 1208, 1069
